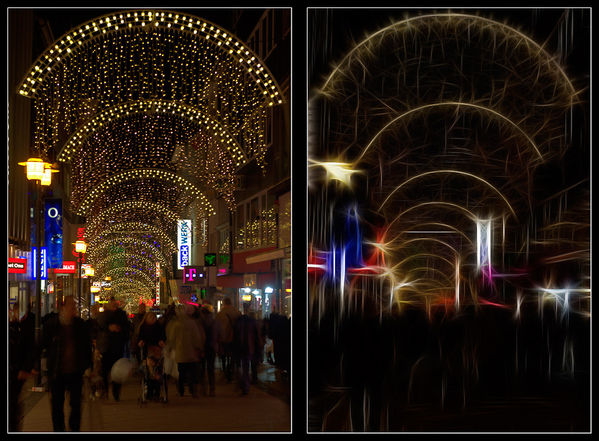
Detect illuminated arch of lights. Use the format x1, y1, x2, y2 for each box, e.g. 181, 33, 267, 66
92, 252, 161, 277
87, 222, 177, 255
77, 169, 215, 216
58, 99, 247, 165
99, 266, 156, 287
86, 236, 171, 270
85, 201, 182, 238
18, 10, 284, 103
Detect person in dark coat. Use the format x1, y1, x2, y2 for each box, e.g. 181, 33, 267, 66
9, 302, 37, 432
96, 296, 130, 401
197, 303, 219, 396
41, 296, 92, 432
234, 303, 260, 395
135, 311, 166, 399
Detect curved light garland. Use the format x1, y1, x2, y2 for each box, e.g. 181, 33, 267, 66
18, 9, 284, 104
319, 13, 575, 97
354, 102, 544, 164
58, 99, 246, 165
85, 201, 183, 237
100, 266, 156, 287
78, 169, 214, 216
92, 252, 161, 277
87, 221, 177, 254
378, 169, 518, 220
86, 236, 171, 269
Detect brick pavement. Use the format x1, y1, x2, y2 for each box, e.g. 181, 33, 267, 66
21, 367, 291, 433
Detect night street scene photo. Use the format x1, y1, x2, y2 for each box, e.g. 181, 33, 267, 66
308, 8, 590, 433
8, 7, 291, 433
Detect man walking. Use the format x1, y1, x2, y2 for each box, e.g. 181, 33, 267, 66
215, 297, 241, 382
97, 296, 130, 401
41, 296, 92, 431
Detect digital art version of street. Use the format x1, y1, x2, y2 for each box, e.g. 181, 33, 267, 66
308, 8, 590, 432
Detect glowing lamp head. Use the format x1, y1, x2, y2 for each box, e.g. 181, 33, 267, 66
91, 287, 100, 294
40, 164, 59, 186
18, 157, 46, 181
265, 286, 274, 294
84, 267, 95, 277
75, 240, 87, 254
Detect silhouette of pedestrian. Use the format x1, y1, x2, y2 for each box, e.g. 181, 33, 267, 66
41, 296, 92, 432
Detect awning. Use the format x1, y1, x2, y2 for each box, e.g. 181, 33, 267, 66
214, 274, 244, 289
245, 248, 285, 264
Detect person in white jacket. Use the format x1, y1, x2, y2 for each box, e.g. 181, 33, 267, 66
166, 304, 205, 397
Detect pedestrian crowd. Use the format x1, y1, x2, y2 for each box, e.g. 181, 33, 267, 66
9, 295, 291, 432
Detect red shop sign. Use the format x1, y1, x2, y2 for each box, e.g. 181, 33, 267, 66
8, 258, 27, 274
53, 261, 76, 274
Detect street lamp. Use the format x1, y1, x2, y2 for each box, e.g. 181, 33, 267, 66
74, 240, 87, 316
18, 157, 58, 388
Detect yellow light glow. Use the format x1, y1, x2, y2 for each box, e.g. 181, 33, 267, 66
75, 240, 87, 254
18, 158, 46, 181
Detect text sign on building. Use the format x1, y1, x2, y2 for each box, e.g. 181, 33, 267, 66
183, 266, 206, 284
8, 258, 27, 274
44, 199, 63, 269
53, 261, 76, 274
177, 220, 192, 270
32, 247, 48, 280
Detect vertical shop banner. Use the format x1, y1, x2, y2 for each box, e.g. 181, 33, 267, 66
32, 247, 48, 280
178, 219, 192, 270
45, 199, 63, 268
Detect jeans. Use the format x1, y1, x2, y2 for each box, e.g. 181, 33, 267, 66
49, 373, 83, 432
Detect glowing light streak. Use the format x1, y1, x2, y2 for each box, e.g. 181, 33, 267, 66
319, 13, 575, 97
379, 170, 517, 219
356, 102, 543, 164
309, 159, 362, 187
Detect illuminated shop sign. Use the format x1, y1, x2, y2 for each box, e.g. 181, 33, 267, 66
32, 247, 47, 280
8, 258, 27, 274
204, 253, 217, 266
177, 219, 192, 270
183, 266, 206, 284
44, 199, 63, 269
53, 261, 76, 274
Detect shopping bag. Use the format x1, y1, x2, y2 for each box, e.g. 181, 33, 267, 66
110, 358, 134, 384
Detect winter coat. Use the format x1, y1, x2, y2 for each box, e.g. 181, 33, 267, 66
96, 307, 131, 355
166, 315, 205, 363
41, 315, 92, 381
234, 314, 260, 359
215, 305, 241, 344
137, 322, 166, 348
197, 310, 219, 355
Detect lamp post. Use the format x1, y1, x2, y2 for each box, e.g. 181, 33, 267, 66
74, 240, 87, 317
84, 265, 95, 319
18, 158, 58, 387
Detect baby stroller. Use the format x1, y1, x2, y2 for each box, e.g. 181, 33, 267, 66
138, 345, 168, 405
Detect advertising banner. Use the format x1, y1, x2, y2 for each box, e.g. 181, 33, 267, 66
177, 219, 192, 270
44, 199, 63, 268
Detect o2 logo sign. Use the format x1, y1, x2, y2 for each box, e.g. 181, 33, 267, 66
178, 220, 192, 270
